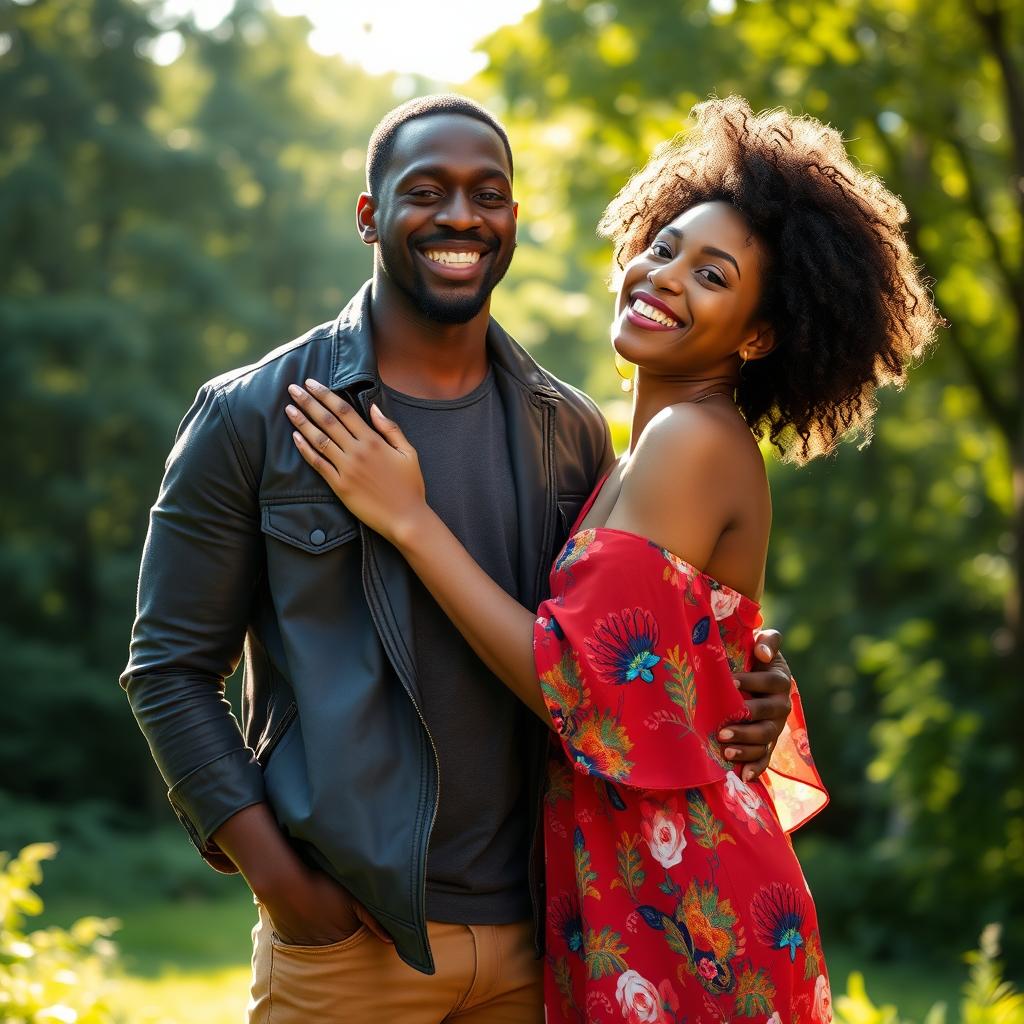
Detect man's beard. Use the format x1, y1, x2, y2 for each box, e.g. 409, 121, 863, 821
379, 235, 515, 325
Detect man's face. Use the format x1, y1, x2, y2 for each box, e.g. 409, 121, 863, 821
368, 114, 518, 324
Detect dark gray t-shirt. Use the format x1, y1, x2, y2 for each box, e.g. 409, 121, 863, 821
383, 368, 532, 924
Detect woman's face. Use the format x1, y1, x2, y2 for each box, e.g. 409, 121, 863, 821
611, 201, 769, 378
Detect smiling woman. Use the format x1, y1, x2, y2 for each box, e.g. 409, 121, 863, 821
600, 95, 944, 463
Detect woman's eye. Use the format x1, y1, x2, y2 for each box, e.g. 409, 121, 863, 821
699, 268, 727, 287
650, 241, 672, 258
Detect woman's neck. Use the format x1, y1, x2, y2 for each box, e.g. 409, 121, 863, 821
628, 371, 739, 452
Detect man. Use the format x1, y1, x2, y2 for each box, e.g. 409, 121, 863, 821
121, 94, 791, 1023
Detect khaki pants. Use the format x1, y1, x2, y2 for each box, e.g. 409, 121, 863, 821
247, 903, 543, 1023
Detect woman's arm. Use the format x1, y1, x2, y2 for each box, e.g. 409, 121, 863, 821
284, 380, 550, 723
285, 380, 791, 779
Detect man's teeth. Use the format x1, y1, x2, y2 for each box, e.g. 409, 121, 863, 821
633, 298, 680, 328
425, 250, 480, 266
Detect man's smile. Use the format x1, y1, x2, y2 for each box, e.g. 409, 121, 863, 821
424, 250, 480, 266
414, 240, 492, 282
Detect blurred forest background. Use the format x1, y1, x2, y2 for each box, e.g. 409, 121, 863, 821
1, 0, 1021, 1019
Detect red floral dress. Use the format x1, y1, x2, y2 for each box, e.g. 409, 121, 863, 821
535, 492, 831, 1023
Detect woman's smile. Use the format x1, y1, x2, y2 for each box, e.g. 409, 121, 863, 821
625, 290, 687, 332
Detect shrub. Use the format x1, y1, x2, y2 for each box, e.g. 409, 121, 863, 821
0, 843, 120, 1024
836, 924, 1024, 1024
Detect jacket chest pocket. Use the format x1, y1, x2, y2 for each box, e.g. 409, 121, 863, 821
261, 498, 358, 554
259, 497, 363, 621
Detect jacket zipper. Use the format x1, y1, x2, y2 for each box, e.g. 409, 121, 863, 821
388, 612, 440, 964
354, 386, 441, 969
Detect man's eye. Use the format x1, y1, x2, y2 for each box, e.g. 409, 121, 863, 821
478, 191, 507, 202
410, 189, 440, 199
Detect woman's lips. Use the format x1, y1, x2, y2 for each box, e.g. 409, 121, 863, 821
626, 295, 684, 332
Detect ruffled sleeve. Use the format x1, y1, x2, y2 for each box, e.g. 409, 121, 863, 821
762, 679, 829, 831
534, 529, 828, 832
534, 530, 755, 791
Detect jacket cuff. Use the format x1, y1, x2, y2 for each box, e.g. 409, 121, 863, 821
167, 747, 266, 872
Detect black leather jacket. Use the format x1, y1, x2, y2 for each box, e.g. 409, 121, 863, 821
120, 282, 613, 974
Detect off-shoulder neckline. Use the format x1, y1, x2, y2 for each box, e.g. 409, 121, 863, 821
565, 526, 762, 613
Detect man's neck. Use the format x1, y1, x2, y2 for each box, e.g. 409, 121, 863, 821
369, 275, 491, 401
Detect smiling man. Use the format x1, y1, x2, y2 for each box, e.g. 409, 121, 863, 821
121, 95, 793, 1023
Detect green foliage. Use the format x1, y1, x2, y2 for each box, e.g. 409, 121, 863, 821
0, 843, 120, 1023
961, 925, 1024, 1023
836, 926, 1024, 1024
0, 0, 401, 819
837, 971, 909, 1024
0, 795, 237, 908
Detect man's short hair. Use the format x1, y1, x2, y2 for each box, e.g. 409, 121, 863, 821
365, 94, 514, 194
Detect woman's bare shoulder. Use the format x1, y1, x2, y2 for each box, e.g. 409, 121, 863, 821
608, 401, 765, 572
630, 400, 763, 484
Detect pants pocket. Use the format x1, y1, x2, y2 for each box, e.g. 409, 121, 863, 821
270, 923, 371, 956
249, 905, 380, 1024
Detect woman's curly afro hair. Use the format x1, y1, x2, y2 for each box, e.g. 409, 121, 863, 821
599, 96, 943, 462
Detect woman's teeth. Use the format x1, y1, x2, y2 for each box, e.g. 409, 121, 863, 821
425, 251, 480, 266
632, 298, 680, 328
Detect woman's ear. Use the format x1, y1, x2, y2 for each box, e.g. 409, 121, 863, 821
356, 193, 378, 245
740, 323, 776, 362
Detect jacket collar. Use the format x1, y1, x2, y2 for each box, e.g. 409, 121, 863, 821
329, 280, 560, 401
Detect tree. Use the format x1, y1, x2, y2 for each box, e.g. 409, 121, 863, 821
0, 0, 399, 836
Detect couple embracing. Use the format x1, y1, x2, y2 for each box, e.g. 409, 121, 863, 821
122, 93, 939, 1023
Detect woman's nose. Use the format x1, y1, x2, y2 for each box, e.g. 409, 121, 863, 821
647, 262, 683, 293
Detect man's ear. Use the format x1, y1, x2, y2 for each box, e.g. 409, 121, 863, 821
740, 322, 776, 362
356, 193, 378, 245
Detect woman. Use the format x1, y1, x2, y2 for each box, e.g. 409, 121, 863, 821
285, 97, 940, 1020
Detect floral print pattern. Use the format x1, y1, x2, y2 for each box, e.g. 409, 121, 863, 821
586, 608, 662, 685
640, 798, 688, 869
536, 504, 830, 1022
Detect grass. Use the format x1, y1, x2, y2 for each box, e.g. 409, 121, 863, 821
39, 890, 973, 1023
110, 968, 253, 1024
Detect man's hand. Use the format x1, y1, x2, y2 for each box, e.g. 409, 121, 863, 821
719, 628, 792, 783
212, 803, 392, 947
259, 862, 390, 948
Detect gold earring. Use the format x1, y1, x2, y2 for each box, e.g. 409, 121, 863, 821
614, 350, 636, 393
739, 351, 750, 381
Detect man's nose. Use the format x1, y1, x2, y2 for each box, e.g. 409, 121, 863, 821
436, 192, 482, 231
